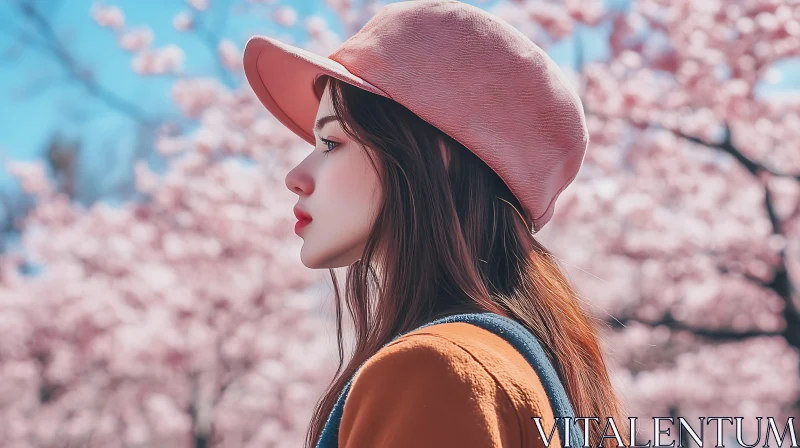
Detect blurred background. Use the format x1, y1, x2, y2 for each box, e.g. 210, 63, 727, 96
1, 0, 799, 446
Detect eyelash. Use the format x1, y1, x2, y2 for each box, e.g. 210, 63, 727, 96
320, 138, 338, 156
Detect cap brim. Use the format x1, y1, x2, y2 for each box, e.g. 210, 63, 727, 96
243, 36, 390, 146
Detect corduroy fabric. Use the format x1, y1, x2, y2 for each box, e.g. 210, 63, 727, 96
315, 312, 584, 448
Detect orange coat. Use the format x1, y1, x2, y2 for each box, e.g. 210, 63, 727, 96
338, 321, 562, 447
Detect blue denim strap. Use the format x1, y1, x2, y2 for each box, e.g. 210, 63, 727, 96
316, 312, 584, 448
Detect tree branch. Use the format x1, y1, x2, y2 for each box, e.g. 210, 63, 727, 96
605, 313, 783, 341
191, 0, 237, 89
675, 123, 800, 181
16, 0, 154, 123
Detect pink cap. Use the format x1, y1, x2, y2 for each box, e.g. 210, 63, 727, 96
243, 0, 589, 233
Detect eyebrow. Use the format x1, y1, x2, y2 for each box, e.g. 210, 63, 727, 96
315, 115, 339, 134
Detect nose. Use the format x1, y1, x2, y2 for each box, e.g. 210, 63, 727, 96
285, 161, 314, 196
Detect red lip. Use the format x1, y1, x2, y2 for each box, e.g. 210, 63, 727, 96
293, 205, 312, 221
294, 205, 312, 235
295, 219, 311, 235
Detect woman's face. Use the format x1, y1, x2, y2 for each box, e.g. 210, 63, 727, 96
284, 82, 383, 269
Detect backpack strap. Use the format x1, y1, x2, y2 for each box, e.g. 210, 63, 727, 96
316, 312, 584, 448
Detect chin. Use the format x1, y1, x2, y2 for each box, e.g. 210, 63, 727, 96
299, 240, 363, 270
300, 246, 343, 270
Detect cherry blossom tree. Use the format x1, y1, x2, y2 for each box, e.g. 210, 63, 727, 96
1, 2, 346, 447
524, 0, 800, 438
2, 0, 799, 447
0, 77, 340, 446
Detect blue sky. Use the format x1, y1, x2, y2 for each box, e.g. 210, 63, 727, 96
0, 0, 351, 193
0, 0, 797, 199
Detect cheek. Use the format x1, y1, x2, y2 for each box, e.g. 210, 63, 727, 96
321, 150, 381, 229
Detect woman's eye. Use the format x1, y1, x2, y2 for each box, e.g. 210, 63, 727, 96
321, 138, 338, 154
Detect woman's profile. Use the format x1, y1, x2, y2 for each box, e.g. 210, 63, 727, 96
243, 1, 630, 447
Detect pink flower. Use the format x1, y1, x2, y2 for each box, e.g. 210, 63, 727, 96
131, 45, 185, 75
118, 26, 154, 52
90, 4, 125, 30
186, 0, 209, 11
273, 6, 298, 27
173, 11, 194, 31
218, 40, 241, 70
5, 161, 53, 195
304, 16, 328, 39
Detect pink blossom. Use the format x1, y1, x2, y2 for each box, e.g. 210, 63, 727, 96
5, 161, 53, 195
304, 16, 329, 39
90, 3, 125, 30
131, 45, 185, 75
171, 78, 223, 118
274, 6, 299, 27
118, 26, 154, 52
186, 0, 209, 11
218, 39, 241, 70
2, 1, 800, 445
173, 11, 194, 31
526, 2, 574, 39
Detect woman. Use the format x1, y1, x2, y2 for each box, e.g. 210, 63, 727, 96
243, 1, 630, 447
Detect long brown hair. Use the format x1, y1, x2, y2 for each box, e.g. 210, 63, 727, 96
303, 75, 629, 448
